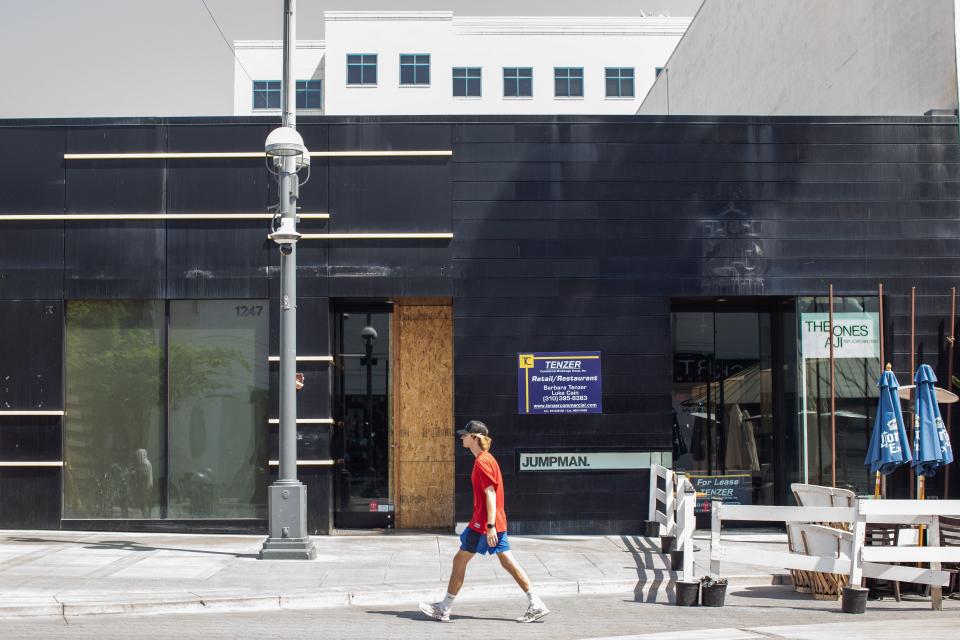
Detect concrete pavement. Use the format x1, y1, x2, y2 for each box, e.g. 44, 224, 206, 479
0, 589, 957, 639
0, 529, 850, 619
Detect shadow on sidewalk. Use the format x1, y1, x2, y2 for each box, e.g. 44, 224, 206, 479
366, 609, 518, 623
619, 535, 673, 604
731, 586, 815, 601
727, 586, 951, 613
7, 537, 259, 559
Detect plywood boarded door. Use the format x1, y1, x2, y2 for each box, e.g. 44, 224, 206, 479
393, 298, 454, 529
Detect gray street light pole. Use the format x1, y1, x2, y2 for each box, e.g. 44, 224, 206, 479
260, 0, 316, 561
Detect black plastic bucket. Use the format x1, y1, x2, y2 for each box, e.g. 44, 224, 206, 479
842, 586, 868, 614
660, 535, 677, 554
701, 582, 727, 607
675, 580, 700, 606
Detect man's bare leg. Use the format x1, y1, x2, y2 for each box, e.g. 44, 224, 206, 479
496, 550, 531, 591
418, 549, 476, 621
446, 549, 475, 595
497, 550, 549, 622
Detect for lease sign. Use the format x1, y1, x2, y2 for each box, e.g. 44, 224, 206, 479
517, 351, 602, 414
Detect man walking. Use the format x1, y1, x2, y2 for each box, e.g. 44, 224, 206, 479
419, 420, 549, 623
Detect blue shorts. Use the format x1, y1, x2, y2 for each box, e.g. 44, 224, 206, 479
459, 528, 510, 555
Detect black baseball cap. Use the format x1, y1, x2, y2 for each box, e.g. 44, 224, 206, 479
457, 420, 489, 437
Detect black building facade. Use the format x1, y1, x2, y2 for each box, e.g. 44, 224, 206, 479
0, 115, 957, 535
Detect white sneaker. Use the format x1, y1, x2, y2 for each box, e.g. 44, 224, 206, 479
517, 603, 550, 623
419, 601, 451, 622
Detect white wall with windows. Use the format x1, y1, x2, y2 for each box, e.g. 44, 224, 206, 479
234, 11, 689, 116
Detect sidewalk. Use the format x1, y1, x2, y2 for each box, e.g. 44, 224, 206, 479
0, 529, 789, 618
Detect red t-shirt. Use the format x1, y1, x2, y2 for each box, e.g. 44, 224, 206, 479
470, 451, 507, 534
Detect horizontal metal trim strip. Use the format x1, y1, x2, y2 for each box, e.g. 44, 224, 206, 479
267, 418, 334, 424
298, 232, 454, 240
63, 151, 452, 160
0, 410, 65, 416
268, 355, 333, 362
0, 213, 329, 221
0, 461, 63, 467
268, 459, 335, 466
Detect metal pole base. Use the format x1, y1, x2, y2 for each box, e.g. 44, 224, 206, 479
260, 536, 317, 560
259, 482, 316, 560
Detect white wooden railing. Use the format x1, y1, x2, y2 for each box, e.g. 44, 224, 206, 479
710, 498, 960, 611
648, 463, 676, 537
647, 464, 696, 581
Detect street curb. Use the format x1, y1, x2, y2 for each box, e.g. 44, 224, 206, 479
0, 575, 790, 620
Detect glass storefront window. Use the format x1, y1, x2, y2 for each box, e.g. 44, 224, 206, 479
797, 296, 880, 494
65, 301, 165, 519
168, 301, 268, 519
64, 299, 268, 520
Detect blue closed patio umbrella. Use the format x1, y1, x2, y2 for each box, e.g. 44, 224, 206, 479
912, 364, 954, 485
865, 365, 912, 497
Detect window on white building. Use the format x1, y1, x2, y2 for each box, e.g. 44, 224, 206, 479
605, 67, 635, 97
400, 54, 430, 85
347, 54, 378, 85
252, 80, 323, 110
453, 67, 481, 97
253, 81, 281, 109
554, 68, 584, 97
504, 67, 533, 97
297, 80, 323, 109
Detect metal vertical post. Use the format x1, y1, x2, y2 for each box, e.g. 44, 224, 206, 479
828, 284, 836, 488
260, 0, 316, 560
877, 283, 885, 498
946, 287, 955, 499
910, 287, 917, 500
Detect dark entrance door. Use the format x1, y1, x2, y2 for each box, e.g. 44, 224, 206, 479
332, 306, 393, 529
671, 300, 795, 523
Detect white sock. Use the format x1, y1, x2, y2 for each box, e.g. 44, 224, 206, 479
526, 590, 543, 607
441, 592, 457, 610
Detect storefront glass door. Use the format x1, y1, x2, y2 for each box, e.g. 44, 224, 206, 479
672, 309, 776, 511
333, 307, 393, 528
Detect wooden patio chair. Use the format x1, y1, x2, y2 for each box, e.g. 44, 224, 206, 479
796, 523, 851, 600
790, 483, 857, 599
786, 522, 813, 593
939, 515, 960, 598
864, 523, 901, 601
791, 483, 856, 530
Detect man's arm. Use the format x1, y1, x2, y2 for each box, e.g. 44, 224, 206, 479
484, 485, 498, 545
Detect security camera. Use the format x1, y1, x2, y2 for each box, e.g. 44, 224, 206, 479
279, 244, 293, 256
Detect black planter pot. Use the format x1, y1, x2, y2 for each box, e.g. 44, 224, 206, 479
675, 580, 699, 606
660, 535, 677, 554
670, 550, 684, 571
701, 582, 727, 607
644, 521, 661, 538
842, 586, 868, 614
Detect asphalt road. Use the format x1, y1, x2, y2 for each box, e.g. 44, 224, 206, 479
1, 587, 958, 640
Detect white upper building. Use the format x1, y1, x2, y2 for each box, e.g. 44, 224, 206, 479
234, 11, 690, 116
